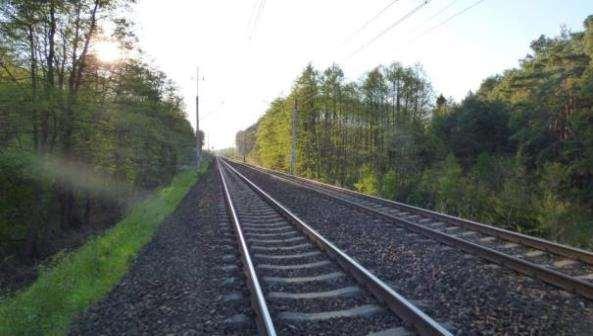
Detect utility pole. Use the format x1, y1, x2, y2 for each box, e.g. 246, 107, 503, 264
195, 67, 202, 168
290, 96, 297, 175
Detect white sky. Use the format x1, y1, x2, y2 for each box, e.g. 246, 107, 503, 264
132, 0, 593, 150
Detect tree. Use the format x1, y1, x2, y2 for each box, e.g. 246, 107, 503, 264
236, 16, 593, 248
0, 0, 196, 261
433, 95, 514, 167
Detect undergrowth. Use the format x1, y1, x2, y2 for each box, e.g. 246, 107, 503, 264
0, 158, 210, 336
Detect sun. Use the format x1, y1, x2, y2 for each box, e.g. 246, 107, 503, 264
94, 41, 122, 63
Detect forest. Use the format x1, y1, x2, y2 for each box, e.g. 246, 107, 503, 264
236, 15, 593, 249
0, 0, 197, 292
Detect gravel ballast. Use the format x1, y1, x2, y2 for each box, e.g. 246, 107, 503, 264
222, 166, 407, 336
233, 163, 593, 336
69, 167, 256, 335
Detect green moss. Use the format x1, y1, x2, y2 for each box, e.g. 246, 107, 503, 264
0, 159, 210, 336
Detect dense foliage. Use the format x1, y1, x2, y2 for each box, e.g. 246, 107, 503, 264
0, 159, 208, 336
0, 0, 196, 275
237, 16, 593, 249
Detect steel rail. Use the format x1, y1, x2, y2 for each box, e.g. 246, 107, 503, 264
225, 158, 593, 300
216, 159, 277, 336
221, 159, 453, 336
228, 159, 593, 265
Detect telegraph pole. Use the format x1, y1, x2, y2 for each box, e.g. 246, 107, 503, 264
290, 96, 297, 175
195, 67, 202, 168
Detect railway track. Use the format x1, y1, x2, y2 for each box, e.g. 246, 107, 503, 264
226, 158, 593, 301
216, 158, 452, 336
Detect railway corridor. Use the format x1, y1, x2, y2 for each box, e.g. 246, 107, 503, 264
69, 159, 593, 335
218, 159, 451, 335
226, 158, 593, 335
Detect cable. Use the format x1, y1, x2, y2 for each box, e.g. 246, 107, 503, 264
348, 0, 431, 59
200, 100, 225, 122
248, 0, 266, 41
246, 0, 261, 33
413, 0, 486, 41
254, 0, 266, 32
342, 0, 402, 45
426, 0, 459, 22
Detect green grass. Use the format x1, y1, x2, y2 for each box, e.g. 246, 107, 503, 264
0, 159, 210, 336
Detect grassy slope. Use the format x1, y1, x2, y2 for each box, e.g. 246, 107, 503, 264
0, 159, 210, 336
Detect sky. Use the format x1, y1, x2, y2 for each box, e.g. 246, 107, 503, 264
131, 0, 593, 150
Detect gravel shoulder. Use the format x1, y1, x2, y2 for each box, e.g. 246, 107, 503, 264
223, 168, 405, 336
69, 166, 256, 335
235, 164, 593, 336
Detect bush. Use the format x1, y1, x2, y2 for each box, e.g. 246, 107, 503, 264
0, 151, 43, 258
381, 170, 397, 199
434, 154, 464, 213
0, 158, 210, 336
354, 165, 379, 196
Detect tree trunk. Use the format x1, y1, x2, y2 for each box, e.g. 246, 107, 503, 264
23, 22, 41, 259
41, 0, 57, 150
59, 0, 100, 229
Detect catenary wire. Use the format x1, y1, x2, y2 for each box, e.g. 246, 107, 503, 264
342, 0, 403, 45
348, 0, 431, 59
413, 0, 487, 41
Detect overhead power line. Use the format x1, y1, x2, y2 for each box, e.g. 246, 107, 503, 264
254, 0, 266, 30
200, 100, 225, 122
414, 0, 486, 41
246, 0, 260, 30
342, 0, 402, 45
248, 0, 266, 41
348, 0, 431, 59
426, 0, 459, 22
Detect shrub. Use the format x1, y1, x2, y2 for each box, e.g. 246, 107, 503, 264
354, 165, 379, 196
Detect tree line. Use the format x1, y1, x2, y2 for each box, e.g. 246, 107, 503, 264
0, 0, 197, 275
237, 16, 593, 249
